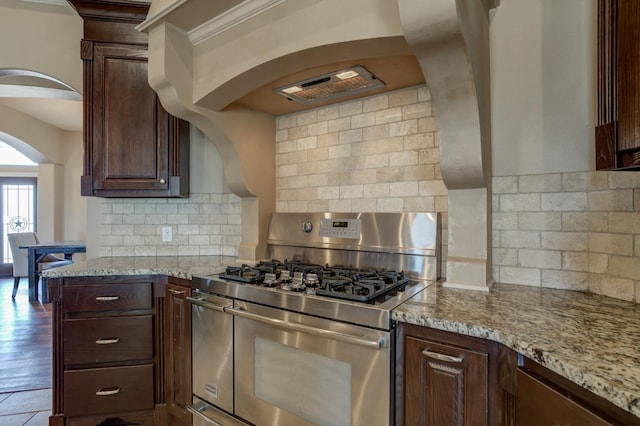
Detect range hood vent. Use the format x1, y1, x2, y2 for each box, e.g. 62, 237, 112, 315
273, 65, 385, 104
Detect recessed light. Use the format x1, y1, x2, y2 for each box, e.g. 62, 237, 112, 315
335, 70, 359, 80
281, 86, 303, 94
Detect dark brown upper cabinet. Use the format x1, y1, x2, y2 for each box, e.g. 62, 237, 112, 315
69, 0, 189, 197
596, 0, 640, 170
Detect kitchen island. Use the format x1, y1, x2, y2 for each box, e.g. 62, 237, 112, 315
42, 256, 235, 426
44, 258, 640, 422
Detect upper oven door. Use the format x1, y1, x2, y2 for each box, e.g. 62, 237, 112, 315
228, 301, 392, 426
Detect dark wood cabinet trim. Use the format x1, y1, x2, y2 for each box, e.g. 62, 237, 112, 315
68, 0, 150, 25
164, 277, 193, 426
155, 274, 168, 408
50, 277, 65, 416
596, 0, 640, 170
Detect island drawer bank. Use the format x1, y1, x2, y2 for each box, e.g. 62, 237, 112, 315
43, 258, 640, 424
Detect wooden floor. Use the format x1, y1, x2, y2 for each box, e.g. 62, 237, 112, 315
0, 277, 52, 393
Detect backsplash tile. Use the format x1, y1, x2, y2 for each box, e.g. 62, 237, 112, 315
99, 193, 241, 258
493, 171, 640, 303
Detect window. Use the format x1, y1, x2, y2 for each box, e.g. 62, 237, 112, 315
1, 178, 37, 263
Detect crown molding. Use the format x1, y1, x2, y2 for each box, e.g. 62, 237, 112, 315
189, 0, 287, 45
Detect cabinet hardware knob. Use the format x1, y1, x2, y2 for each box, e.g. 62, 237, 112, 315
95, 296, 120, 301
96, 387, 121, 396
160, 178, 166, 184
422, 349, 464, 363
96, 338, 120, 345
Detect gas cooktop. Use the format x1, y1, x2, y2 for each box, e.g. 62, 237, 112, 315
218, 260, 410, 304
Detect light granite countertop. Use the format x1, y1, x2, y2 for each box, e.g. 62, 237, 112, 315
41, 255, 238, 280
43, 258, 640, 418
393, 282, 640, 418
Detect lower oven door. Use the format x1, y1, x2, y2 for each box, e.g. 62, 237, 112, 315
188, 291, 234, 415
190, 396, 250, 426
228, 301, 392, 426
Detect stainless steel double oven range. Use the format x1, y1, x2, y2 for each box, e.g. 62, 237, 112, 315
188, 212, 439, 426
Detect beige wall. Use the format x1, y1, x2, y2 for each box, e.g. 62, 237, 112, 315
0, 3, 85, 248
0, 106, 85, 245
0, 2, 82, 92
490, 0, 596, 175
489, 0, 640, 303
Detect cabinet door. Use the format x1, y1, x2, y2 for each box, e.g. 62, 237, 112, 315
81, 39, 189, 198
405, 336, 489, 426
92, 42, 169, 192
165, 281, 192, 425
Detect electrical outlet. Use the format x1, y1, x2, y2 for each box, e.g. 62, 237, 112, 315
162, 226, 172, 242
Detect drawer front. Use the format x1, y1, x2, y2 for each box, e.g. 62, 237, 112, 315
64, 316, 153, 365
64, 364, 154, 417
516, 369, 612, 426
63, 282, 152, 312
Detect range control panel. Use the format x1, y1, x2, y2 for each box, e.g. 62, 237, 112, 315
319, 218, 361, 239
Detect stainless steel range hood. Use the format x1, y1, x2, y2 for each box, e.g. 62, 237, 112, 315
138, 0, 500, 291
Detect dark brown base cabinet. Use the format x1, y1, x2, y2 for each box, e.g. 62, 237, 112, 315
398, 324, 501, 426
48, 275, 194, 426
397, 324, 640, 426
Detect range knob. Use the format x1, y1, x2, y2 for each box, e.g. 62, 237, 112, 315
302, 220, 313, 233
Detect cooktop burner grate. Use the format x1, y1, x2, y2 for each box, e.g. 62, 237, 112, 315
219, 260, 409, 303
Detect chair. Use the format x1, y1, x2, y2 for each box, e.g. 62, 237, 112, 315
7, 232, 73, 300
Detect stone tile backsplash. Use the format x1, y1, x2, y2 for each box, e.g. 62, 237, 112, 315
275, 85, 446, 215
99, 193, 241, 257
493, 171, 640, 302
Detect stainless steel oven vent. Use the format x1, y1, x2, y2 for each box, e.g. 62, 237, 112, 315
273, 65, 385, 104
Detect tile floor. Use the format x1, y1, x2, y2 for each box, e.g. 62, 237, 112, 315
0, 388, 51, 426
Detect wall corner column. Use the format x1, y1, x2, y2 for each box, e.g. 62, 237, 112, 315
398, 0, 498, 290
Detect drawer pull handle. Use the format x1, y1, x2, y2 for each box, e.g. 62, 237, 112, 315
95, 296, 120, 301
422, 349, 464, 363
168, 289, 186, 295
96, 337, 120, 345
96, 387, 121, 396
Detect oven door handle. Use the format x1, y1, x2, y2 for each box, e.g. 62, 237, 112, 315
187, 404, 224, 426
225, 307, 385, 349
186, 296, 228, 312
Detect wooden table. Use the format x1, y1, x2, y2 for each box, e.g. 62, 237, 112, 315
19, 241, 86, 302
